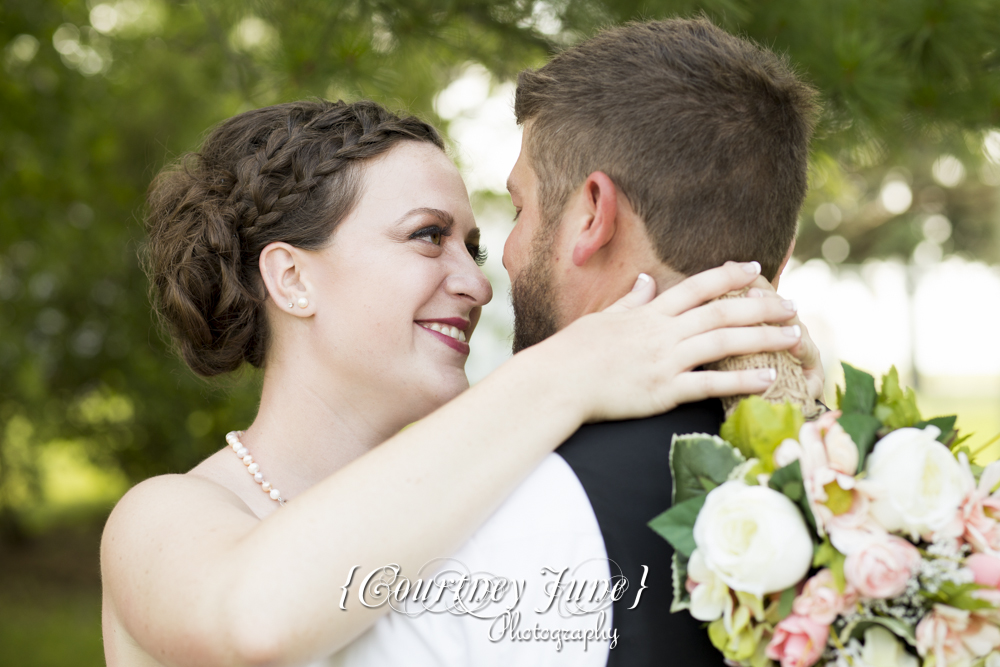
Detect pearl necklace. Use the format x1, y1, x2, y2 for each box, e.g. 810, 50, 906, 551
226, 430, 285, 506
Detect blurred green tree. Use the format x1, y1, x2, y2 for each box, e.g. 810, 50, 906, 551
1, 0, 998, 537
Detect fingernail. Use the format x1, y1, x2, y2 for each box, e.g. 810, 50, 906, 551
632, 273, 651, 291
782, 299, 797, 312
747, 288, 764, 298
784, 324, 801, 338
742, 261, 761, 275
759, 368, 777, 382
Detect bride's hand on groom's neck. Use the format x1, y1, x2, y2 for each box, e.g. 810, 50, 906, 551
539, 262, 805, 423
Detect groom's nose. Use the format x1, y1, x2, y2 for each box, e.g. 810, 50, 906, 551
503, 227, 523, 278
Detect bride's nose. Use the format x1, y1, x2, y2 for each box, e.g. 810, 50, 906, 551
445, 262, 493, 307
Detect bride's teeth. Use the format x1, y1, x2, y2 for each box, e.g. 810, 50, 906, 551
419, 322, 466, 343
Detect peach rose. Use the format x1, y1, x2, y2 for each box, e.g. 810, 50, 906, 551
775, 410, 858, 478
916, 604, 1000, 666
800, 410, 859, 476
792, 569, 858, 625
959, 460, 1000, 554
843, 534, 921, 599
765, 614, 829, 667
777, 411, 875, 540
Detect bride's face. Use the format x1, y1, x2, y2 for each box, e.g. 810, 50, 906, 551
304, 141, 492, 420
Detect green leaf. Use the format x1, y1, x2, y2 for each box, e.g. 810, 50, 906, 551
839, 616, 916, 647
669, 433, 745, 505
670, 551, 691, 613
838, 363, 877, 415
770, 461, 818, 532
777, 586, 796, 620
875, 367, 923, 429
951, 435, 975, 455
769, 460, 804, 499
719, 397, 803, 472
916, 415, 958, 444
920, 581, 996, 611
838, 413, 882, 469
813, 539, 847, 591
649, 495, 707, 558
699, 476, 719, 493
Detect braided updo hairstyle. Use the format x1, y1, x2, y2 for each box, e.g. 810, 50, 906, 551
144, 99, 444, 377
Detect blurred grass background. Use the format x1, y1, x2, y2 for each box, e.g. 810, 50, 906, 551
3, 0, 1000, 663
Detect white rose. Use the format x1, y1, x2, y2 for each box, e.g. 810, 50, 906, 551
866, 426, 970, 540
859, 626, 918, 667
686, 549, 730, 622
693, 480, 814, 597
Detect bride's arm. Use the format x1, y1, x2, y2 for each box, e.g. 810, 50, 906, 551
101, 261, 801, 666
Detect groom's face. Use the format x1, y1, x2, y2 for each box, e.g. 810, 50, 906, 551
504, 131, 563, 353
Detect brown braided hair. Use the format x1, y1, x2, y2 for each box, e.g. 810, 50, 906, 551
143, 99, 444, 377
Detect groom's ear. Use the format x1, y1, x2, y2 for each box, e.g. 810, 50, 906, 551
771, 238, 796, 289
570, 171, 619, 267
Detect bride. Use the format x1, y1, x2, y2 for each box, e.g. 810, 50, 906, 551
101, 99, 817, 666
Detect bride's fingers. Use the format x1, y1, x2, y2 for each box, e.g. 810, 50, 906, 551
651, 261, 763, 317
673, 325, 802, 369
601, 273, 657, 313
805, 370, 826, 404
669, 369, 778, 405
672, 296, 798, 339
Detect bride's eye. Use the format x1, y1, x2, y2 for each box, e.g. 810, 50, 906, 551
411, 225, 448, 246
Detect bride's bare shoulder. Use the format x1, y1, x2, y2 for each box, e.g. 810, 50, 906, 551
110, 456, 251, 522
101, 455, 257, 579
100, 454, 260, 660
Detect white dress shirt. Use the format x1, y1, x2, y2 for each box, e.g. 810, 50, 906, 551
322, 453, 613, 667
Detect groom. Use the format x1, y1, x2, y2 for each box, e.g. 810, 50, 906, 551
502, 18, 817, 665
334, 17, 817, 666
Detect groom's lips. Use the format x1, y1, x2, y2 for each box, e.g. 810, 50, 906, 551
414, 318, 472, 355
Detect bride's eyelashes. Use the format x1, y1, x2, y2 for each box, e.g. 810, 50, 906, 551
466, 243, 488, 267
409, 224, 488, 266
410, 224, 447, 247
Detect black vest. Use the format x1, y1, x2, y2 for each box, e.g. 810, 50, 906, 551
556, 399, 726, 667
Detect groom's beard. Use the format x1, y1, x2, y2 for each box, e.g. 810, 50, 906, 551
511, 239, 560, 354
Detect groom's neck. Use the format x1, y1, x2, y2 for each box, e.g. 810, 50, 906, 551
646, 265, 686, 296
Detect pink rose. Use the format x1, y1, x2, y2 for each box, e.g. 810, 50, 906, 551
969, 553, 1000, 588
916, 604, 1000, 665
798, 410, 859, 476
792, 569, 859, 625
958, 460, 1000, 553
766, 614, 829, 667
843, 534, 921, 599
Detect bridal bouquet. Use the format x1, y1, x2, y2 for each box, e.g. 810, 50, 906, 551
650, 363, 1000, 667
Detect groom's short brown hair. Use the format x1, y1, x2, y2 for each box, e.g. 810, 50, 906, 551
514, 18, 818, 280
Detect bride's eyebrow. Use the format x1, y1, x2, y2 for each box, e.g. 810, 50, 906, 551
392, 207, 455, 229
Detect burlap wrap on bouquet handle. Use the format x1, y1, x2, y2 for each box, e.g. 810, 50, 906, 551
705, 287, 823, 420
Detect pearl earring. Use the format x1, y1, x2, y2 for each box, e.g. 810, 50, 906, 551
287, 302, 294, 308
296, 297, 309, 309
